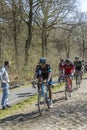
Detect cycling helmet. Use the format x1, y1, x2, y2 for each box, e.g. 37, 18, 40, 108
75, 57, 79, 59
82, 60, 84, 62
66, 58, 71, 63
39, 57, 47, 64
61, 59, 64, 62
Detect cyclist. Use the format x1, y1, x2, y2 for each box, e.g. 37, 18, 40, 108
84, 62, 87, 72
32, 57, 53, 107
58, 59, 65, 83
81, 60, 85, 75
74, 57, 82, 84
63, 58, 75, 91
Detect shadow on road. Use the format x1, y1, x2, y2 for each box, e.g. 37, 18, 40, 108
17, 92, 37, 98
53, 97, 65, 104
53, 90, 64, 94
0, 96, 66, 124
0, 110, 40, 125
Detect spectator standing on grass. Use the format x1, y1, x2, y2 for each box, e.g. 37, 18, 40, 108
0, 61, 11, 110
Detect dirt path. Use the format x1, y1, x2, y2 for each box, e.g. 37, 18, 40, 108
0, 77, 87, 130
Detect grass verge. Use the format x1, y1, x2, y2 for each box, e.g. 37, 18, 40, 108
0, 83, 64, 120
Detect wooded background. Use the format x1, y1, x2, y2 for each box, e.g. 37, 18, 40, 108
0, 0, 87, 82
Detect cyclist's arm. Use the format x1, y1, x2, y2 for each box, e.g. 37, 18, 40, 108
47, 71, 52, 82
62, 65, 65, 76
47, 66, 52, 82
71, 68, 75, 74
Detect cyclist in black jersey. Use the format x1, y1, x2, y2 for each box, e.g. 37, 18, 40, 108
74, 57, 82, 83
32, 57, 53, 107
74, 57, 82, 71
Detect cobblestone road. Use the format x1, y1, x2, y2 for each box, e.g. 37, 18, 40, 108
0, 77, 87, 130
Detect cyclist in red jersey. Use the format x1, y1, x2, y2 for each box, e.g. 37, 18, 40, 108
63, 59, 75, 75
59, 59, 64, 71
63, 59, 75, 90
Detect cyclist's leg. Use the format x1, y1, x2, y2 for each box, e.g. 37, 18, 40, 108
80, 70, 82, 80
65, 75, 69, 99
66, 75, 72, 91
77, 70, 82, 80
48, 86, 52, 100
75, 70, 78, 84
66, 75, 72, 97
48, 78, 53, 107
68, 76, 72, 91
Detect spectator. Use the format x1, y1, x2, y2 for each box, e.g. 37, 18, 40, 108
0, 61, 11, 110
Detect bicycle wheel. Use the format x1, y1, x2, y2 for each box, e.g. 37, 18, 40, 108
38, 90, 47, 115
65, 85, 71, 100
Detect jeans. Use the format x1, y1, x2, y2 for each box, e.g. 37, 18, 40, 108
1, 83, 9, 107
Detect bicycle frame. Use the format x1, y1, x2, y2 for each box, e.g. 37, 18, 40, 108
34, 81, 50, 115
38, 82, 48, 97
65, 75, 72, 88
65, 75, 72, 99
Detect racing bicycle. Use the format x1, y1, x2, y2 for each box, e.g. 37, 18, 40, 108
32, 79, 50, 115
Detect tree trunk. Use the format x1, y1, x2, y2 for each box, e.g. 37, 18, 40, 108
82, 39, 85, 59
25, 32, 32, 65
42, 31, 45, 57
0, 24, 2, 65
12, 0, 19, 68
66, 32, 71, 58
44, 32, 48, 56
25, 0, 33, 65
41, 22, 48, 57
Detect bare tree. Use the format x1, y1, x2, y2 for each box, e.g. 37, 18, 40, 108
72, 12, 87, 59
34, 0, 76, 57
20, 0, 38, 65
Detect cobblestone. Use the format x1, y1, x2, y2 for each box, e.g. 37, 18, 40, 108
0, 78, 87, 130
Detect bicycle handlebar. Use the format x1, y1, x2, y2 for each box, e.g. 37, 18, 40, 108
31, 79, 49, 88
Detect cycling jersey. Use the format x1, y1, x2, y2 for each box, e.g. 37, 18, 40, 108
74, 61, 82, 70
35, 63, 52, 80
59, 62, 65, 70
63, 63, 75, 75
85, 64, 87, 71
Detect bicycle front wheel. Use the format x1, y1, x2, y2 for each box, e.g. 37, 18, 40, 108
38, 92, 47, 115
65, 85, 71, 100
